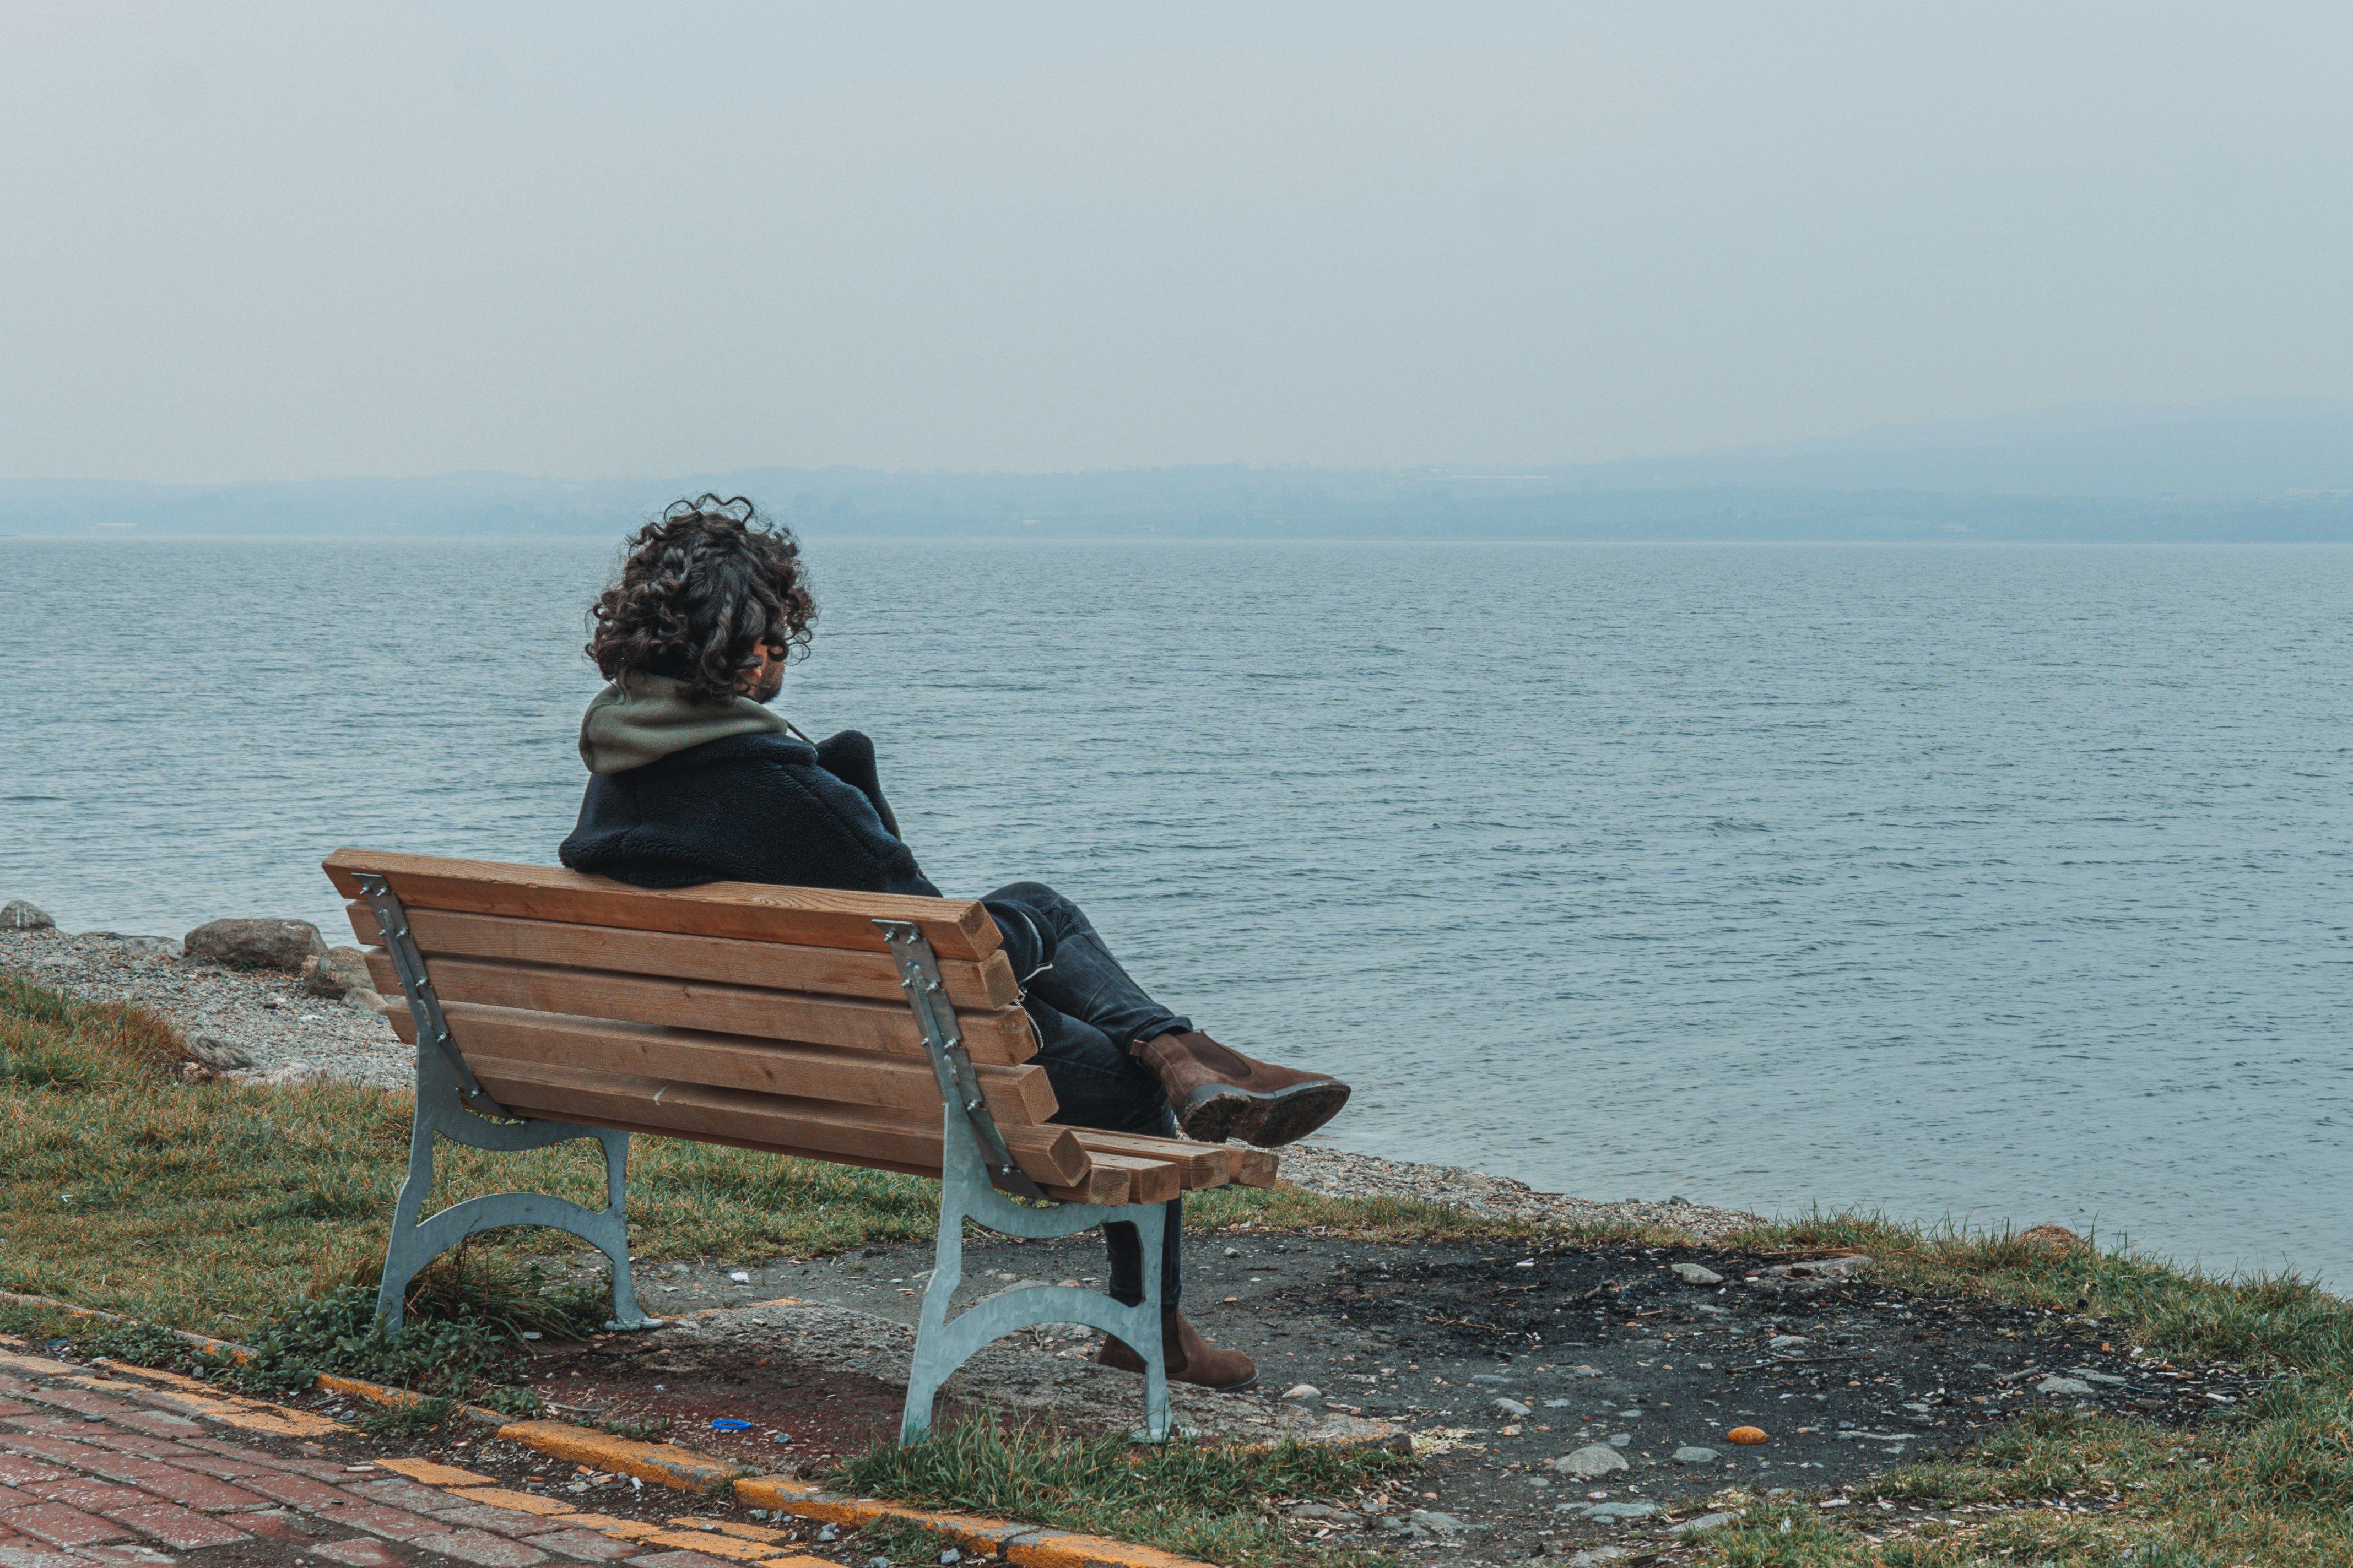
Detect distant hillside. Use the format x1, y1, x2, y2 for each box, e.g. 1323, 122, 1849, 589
7, 400, 2353, 540
1562, 397, 2353, 498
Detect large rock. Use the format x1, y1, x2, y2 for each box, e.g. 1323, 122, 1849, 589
2, 900, 55, 930
183, 918, 329, 972
300, 946, 376, 1002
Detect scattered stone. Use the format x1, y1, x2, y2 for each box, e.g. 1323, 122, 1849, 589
869, 1558, 891, 1568
816, 1525, 838, 1544
1581, 1502, 1656, 1521
1761, 1255, 1871, 1282
2037, 1376, 2097, 1397
939, 1551, 960, 1565
185, 1034, 253, 1071
2068, 1367, 2129, 1386
1281, 1383, 1321, 1401
1494, 1397, 1533, 1418
1469, 1372, 1519, 1386
1768, 1334, 1809, 1349
1406, 1510, 1463, 1540
1, 900, 55, 930
1564, 1547, 1632, 1567
183, 918, 329, 973
1673, 1445, 1720, 1464
1607, 1433, 1632, 1446
1553, 1444, 1630, 1478
1669, 1262, 1724, 1286
1672, 1511, 1740, 1535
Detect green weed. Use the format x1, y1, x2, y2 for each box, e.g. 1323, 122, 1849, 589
834, 1417, 1411, 1568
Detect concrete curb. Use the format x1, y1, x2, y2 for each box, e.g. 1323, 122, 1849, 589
0, 1291, 1225, 1568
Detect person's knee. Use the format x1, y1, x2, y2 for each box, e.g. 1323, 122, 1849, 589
986, 880, 1067, 913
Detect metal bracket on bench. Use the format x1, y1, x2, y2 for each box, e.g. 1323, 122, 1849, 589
356, 873, 507, 1120
359, 870, 654, 1337
876, 919, 1047, 1202
878, 917, 1172, 1445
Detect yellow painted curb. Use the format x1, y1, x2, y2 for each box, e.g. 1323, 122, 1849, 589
494, 1418, 753, 1493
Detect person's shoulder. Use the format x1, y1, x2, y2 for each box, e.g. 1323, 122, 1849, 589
651, 730, 819, 771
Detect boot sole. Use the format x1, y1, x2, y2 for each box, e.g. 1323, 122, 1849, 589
1247, 1081, 1351, 1148
1174, 1081, 1351, 1149
1173, 1086, 1271, 1146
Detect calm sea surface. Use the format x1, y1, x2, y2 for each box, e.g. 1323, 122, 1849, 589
5, 537, 2349, 1285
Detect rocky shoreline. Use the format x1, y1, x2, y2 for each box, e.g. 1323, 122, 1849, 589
0, 906, 410, 1089
0, 903, 1762, 1237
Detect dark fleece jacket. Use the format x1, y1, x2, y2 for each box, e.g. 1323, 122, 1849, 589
559, 729, 943, 899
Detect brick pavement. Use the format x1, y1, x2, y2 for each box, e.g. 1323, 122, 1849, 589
0, 1349, 834, 1568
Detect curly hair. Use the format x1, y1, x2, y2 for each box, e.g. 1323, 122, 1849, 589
586, 496, 816, 704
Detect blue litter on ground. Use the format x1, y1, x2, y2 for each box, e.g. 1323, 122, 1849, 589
709, 1418, 754, 1431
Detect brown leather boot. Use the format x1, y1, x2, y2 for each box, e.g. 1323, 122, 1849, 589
1131, 1030, 1351, 1147
1096, 1311, 1258, 1392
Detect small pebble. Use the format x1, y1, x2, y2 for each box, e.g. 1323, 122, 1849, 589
1282, 1383, 1321, 1401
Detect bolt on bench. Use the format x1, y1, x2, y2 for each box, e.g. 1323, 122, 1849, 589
322, 849, 1277, 1442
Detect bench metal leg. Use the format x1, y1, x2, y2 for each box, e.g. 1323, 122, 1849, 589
899, 1107, 1172, 1445
376, 1042, 659, 1334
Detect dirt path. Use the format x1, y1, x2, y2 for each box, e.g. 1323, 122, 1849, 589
518, 1233, 2260, 1562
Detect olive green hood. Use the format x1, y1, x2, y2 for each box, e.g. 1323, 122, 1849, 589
577, 670, 791, 775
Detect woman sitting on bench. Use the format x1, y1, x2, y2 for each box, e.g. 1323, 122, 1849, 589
558, 495, 1353, 1392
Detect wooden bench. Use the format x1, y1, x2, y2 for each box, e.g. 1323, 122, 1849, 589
322, 849, 1276, 1442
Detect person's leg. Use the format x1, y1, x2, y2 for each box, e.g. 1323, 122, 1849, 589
1017, 994, 1183, 1311
984, 882, 1191, 1053
983, 882, 1351, 1148
1019, 993, 1252, 1390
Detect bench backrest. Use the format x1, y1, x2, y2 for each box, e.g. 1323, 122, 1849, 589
323, 850, 1248, 1206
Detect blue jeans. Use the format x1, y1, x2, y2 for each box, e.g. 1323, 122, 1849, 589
982, 882, 1192, 1311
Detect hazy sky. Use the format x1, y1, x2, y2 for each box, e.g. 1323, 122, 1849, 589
4, 3, 2350, 481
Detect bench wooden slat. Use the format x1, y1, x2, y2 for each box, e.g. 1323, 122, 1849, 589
1070, 1152, 1182, 1206
363, 951, 1037, 1065
1070, 1132, 1232, 1190
347, 904, 1022, 1011
549, 1114, 1132, 1205
467, 1057, 1095, 1189
324, 849, 1001, 961
1226, 1147, 1280, 1188
383, 1001, 1058, 1125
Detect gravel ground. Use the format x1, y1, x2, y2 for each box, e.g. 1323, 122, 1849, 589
2, 920, 1757, 1236
0, 924, 413, 1090
1273, 1142, 1761, 1240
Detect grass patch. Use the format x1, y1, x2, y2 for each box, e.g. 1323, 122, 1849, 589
1728, 1210, 2353, 1374
852, 1516, 961, 1565
834, 1417, 1411, 1568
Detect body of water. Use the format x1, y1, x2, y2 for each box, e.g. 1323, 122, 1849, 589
4, 536, 2347, 1285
